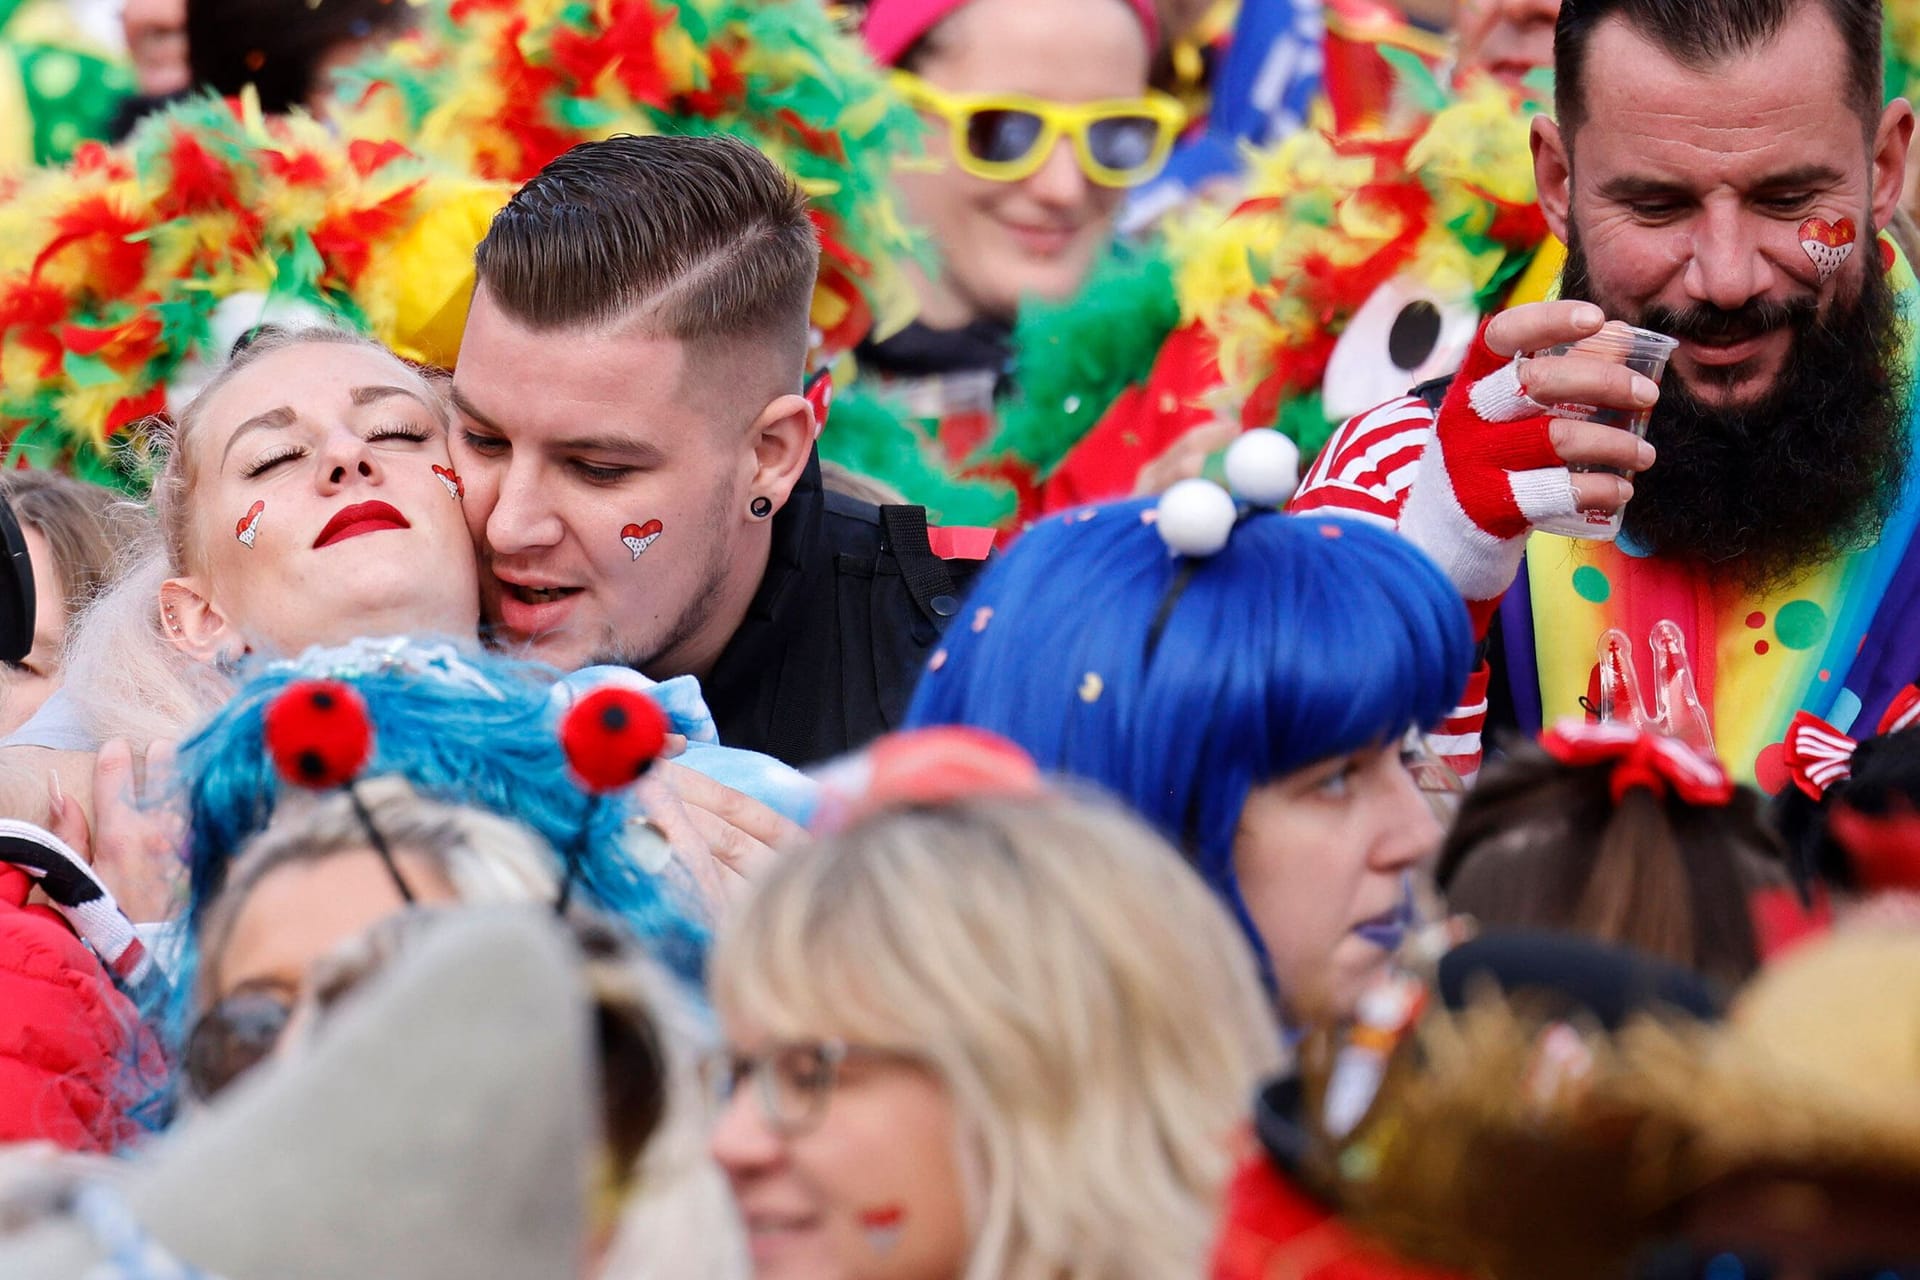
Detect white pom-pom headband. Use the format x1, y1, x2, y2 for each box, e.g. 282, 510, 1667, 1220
1144, 430, 1301, 658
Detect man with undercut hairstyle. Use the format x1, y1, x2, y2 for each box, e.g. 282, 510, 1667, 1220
1293, 0, 1920, 790
451, 134, 986, 767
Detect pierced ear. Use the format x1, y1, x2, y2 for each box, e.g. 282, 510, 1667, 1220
1871, 99, 1915, 236
746, 393, 815, 518
159, 577, 241, 665
1531, 116, 1572, 246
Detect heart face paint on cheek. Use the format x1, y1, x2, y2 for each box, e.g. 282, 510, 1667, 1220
1799, 216, 1857, 283
236, 500, 265, 549
859, 1205, 905, 1256
620, 519, 664, 560
431, 464, 464, 500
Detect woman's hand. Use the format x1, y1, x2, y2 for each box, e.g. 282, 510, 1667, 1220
634, 761, 807, 916
47, 740, 185, 924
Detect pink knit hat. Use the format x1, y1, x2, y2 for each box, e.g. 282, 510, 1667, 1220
862, 0, 1161, 68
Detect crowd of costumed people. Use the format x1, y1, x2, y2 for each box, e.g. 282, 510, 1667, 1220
1, 0, 1919, 1276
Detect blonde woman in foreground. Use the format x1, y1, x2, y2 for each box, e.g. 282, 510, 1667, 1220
707, 792, 1281, 1280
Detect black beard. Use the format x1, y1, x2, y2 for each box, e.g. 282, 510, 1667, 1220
1559, 231, 1909, 593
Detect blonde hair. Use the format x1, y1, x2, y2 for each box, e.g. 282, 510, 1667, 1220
709, 794, 1282, 1280
194, 775, 561, 1002
63, 547, 233, 746
57, 328, 450, 747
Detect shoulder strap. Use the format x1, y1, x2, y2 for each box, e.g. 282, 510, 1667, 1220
879, 504, 960, 622
1411, 373, 1456, 412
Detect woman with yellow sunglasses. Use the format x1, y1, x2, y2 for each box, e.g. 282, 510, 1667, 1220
846, 0, 1174, 483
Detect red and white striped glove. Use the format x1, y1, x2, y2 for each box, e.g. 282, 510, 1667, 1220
1398, 324, 1579, 613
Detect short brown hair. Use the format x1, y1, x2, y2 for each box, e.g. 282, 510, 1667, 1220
474, 134, 820, 360
0, 470, 147, 622
1555, 0, 1882, 140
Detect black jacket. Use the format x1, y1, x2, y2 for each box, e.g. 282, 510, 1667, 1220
700, 452, 987, 766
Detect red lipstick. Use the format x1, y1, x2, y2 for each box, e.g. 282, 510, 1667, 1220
313, 500, 410, 549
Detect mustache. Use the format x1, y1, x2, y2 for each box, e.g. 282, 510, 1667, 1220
1640, 295, 1818, 347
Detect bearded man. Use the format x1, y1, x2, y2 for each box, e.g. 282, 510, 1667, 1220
1292, 0, 1919, 787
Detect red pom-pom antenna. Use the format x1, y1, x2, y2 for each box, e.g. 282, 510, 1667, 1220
561, 687, 669, 793
264, 680, 374, 789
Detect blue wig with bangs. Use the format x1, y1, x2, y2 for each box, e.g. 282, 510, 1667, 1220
904, 500, 1474, 961
172, 642, 708, 989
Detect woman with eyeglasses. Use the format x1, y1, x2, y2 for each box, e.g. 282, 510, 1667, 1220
904, 490, 1477, 1026
185, 780, 747, 1279
827, 0, 1181, 522
706, 793, 1281, 1280
866, 0, 1176, 328
184, 776, 559, 1102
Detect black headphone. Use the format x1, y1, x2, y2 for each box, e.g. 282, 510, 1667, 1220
0, 491, 36, 665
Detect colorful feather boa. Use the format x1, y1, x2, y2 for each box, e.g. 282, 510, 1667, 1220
990, 68, 1546, 495
0, 0, 921, 485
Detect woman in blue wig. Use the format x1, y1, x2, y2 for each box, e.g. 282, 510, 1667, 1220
905, 432, 1476, 1022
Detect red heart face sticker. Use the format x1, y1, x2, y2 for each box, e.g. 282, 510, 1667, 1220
1799, 217, 1858, 283
235, 500, 265, 547
1800, 217, 1856, 248
860, 1205, 905, 1255
431, 464, 464, 499
619, 519, 664, 560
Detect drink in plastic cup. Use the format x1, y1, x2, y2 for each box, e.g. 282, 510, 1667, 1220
1531, 321, 1679, 541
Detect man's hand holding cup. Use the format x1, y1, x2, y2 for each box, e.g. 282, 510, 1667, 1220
1400, 300, 1670, 629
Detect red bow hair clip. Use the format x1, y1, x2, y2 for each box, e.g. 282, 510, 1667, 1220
1538, 718, 1734, 806
1780, 684, 1920, 801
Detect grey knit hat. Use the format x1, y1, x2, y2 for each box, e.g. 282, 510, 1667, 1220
0, 908, 597, 1278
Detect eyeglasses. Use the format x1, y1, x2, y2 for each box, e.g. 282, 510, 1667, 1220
700, 1039, 922, 1137
1399, 728, 1466, 821
183, 987, 295, 1102
892, 71, 1187, 189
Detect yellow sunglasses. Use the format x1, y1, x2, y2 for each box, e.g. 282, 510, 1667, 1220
892, 71, 1187, 189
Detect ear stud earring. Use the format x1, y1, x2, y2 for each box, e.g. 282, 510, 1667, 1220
749, 496, 773, 519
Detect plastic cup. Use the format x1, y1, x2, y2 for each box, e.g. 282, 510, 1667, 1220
1530, 321, 1678, 542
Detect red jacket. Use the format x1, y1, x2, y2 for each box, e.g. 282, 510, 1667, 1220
0, 864, 158, 1151
1212, 1146, 1463, 1280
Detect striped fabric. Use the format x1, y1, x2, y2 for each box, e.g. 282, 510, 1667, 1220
1292, 397, 1491, 780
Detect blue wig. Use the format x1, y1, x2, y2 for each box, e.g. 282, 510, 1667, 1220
905, 501, 1474, 960
173, 641, 708, 987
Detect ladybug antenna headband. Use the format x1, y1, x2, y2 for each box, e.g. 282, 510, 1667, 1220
1144, 430, 1299, 661
556, 687, 670, 912
264, 680, 414, 904
266, 679, 673, 914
